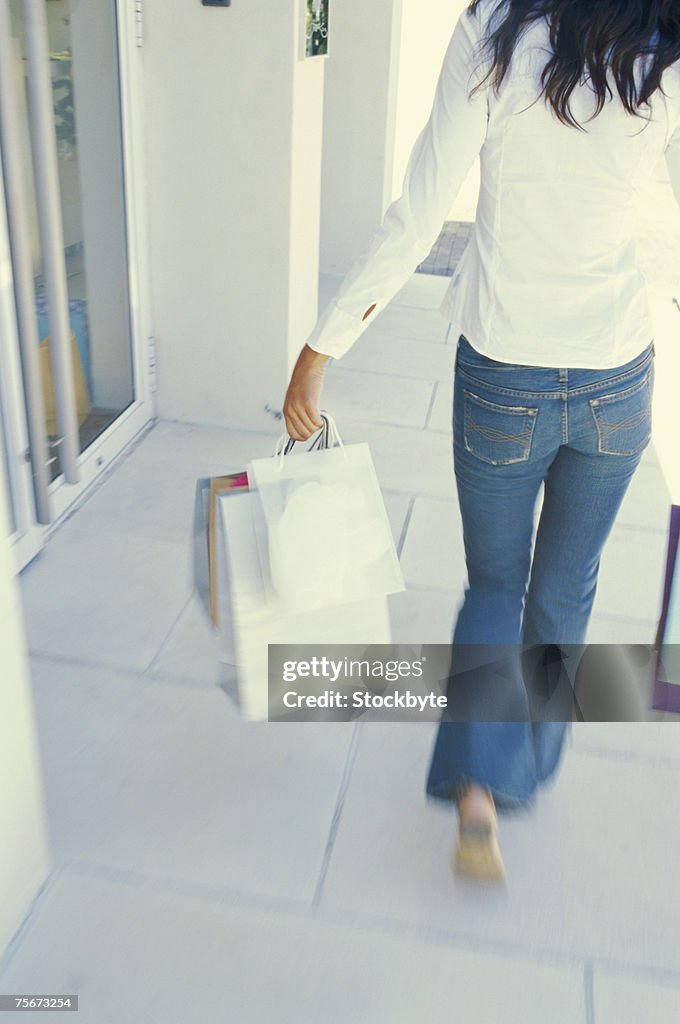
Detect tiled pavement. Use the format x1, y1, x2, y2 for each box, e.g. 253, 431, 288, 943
417, 220, 474, 277
2, 270, 680, 1023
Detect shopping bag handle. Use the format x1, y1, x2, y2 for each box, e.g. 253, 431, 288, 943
273, 411, 345, 468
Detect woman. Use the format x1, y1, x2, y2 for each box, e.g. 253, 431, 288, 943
282, 0, 680, 883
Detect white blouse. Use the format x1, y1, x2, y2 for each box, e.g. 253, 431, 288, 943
305, 0, 680, 369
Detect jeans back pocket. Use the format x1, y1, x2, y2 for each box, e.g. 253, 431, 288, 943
463, 390, 539, 466
588, 366, 653, 456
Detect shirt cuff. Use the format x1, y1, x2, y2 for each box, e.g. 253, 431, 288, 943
304, 298, 374, 360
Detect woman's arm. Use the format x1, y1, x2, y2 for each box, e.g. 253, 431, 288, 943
282, 5, 491, 440
304, 5, 491, 361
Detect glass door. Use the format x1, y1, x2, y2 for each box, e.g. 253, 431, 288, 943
0, 0, 152, 571
0, 148, 45, 570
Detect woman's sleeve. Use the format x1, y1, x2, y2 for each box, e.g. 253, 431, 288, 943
305, 7, 490, 360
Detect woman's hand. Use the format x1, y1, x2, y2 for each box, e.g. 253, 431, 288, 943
283, 344, 331, 441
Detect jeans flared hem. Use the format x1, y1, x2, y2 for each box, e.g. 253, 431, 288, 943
424, 721, 572, 815
425, 774, 537, 814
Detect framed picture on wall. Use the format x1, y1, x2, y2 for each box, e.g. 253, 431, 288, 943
302, 0, 329, 59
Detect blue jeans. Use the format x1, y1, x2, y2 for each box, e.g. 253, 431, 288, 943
425, 333, 656, 812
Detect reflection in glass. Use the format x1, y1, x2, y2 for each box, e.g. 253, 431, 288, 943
9, 0, 134, 481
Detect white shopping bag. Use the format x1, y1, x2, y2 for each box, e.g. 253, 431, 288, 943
216, 488, 393, 720
246, 413, 405, 614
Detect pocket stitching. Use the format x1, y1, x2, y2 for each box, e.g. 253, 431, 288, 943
588, 368, 653, 456
463, 390, 538, 466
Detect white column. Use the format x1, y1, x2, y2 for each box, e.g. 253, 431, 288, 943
142, 0, 325, 431
319, 0, 404, 276
392, 0, 479, 220
0, 450, 51, 954
286, 40, 325, 375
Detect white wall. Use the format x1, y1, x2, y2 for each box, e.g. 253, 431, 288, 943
0, 449, 51, 955
318, 0, 476, 281
392, 0, 479, 219
142, 0, 325, 430
319, 0, 403, 276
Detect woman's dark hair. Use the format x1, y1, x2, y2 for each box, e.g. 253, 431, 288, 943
468, 0, 680, 128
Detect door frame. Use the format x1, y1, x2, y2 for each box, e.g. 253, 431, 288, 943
2, 0, 156, 569
44, 0, 157, 532
0, 146, 44, 570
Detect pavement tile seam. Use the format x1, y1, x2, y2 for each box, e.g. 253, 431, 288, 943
151, 417, 285, 445
27, 647, 676, 749
311, 723, 363, 909
393, 492, 458, 505
586, 613, 658, 627
424, 381, 440, 429
0, 871, 58, 978
62, 860, 310, 919
335, 410, 436, 432
390, 582, 462, 595
5, 862, 680, 1001
583, 962, 596, 1024
28, 650, 223, 694
156, 417, 282, 439
608, 521, 670, 538
399, 583, 660, 630
310, 905, 591, 974
143, 592, 195, 675
5, 864, 680, 1024
313, 413, 447, 434
590, 962, 680, 997
312, 905, 680, 991
327, 363, 442, 392
569, 742, 680, 767
395, 497, 417, 560
0, 862, 596, 988
29, 626, 667, 742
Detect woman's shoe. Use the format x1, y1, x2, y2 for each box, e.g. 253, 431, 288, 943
454, 786, 505, 883
454, 817, 506, 883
